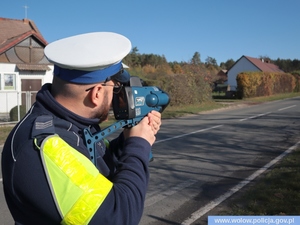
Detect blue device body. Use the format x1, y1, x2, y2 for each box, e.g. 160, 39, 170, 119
113, 86, 170, 121
83, 78, 170, 166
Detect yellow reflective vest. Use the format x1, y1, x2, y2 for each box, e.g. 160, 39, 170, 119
35, 134, 113, 225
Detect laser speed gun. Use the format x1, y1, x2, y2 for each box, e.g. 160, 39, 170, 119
83, 77, 170, 166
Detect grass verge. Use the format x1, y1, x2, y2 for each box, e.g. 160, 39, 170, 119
0, 126, 14, 146
162, 101, 226, 118
220, 147, 300, 215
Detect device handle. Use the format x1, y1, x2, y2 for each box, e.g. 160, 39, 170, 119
83, 117, 154, 166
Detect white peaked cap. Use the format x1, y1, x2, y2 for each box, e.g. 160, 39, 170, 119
44, 32, 132, 84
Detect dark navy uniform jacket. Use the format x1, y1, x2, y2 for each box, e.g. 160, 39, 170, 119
1, 83, 151, 225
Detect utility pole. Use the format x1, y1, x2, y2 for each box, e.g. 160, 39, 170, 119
23, 5, 29, 19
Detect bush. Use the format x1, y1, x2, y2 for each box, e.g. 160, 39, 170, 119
128, 63, 216, 106
140, 73, 213, 106
9, 105, 27, 121
291, 71, 300, 92
237, 72, 296, 98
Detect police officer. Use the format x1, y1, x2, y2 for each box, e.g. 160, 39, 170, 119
1, 32, 161, 225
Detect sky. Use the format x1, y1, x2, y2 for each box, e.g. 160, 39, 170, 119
1, 0, 300, 65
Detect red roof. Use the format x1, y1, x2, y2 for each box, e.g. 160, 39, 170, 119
0, 17, 48, 54
243, 55, 283, 72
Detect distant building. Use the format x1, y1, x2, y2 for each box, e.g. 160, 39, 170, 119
227, 55, 283, 91
216, 69, 227, 84
0, 17, 53, 118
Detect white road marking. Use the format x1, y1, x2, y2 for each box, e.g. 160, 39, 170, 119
239, 112, 271, 121
155, 125, 224, 144
180, 140, 300, 225
278, 105, 296, 111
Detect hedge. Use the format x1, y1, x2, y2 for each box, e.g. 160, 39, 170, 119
236, 72, 296, 98
9, 105, 27, 121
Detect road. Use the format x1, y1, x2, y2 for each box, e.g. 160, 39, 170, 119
1, 97, 300, 225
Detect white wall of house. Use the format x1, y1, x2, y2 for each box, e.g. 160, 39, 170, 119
227, 57, 260, 91
0, 63, 53, 115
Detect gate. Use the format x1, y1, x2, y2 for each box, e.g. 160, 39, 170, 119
21, 91, 38, 111
0, 91, 38, 122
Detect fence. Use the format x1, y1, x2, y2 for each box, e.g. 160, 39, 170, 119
0, 91, 37, 123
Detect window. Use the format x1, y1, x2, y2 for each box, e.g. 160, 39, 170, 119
3, 73, 16, 90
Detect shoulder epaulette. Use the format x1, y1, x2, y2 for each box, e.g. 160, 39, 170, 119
31, 115, 55, 138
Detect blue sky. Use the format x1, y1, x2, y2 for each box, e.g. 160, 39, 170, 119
1, 1, 299, 65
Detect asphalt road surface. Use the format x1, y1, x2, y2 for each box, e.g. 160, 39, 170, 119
1, 97, 299, 225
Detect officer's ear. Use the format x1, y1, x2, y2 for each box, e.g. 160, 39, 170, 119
88, 84, 104, 106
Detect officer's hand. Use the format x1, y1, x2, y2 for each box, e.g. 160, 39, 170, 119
123, 116, 156, 145
147, 111, 161, 135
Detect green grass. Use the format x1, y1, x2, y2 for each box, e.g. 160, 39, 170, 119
221, 147, 300, 215
0, 126, 13, 146
162, 101, 226, 118
243, 92, 300, 103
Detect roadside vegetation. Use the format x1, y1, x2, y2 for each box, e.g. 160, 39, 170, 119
220, 147, 300, 215
0, 126, 13, 146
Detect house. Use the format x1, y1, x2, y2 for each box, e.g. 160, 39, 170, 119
213, 69, 228, 93
216, 69, 228, 84
0, 17, 53, 119
227, 55, 284, 91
